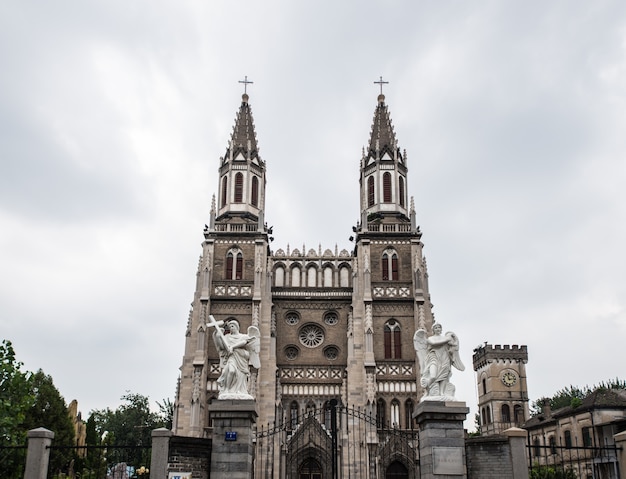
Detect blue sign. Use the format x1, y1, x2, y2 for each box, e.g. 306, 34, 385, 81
225, 431, 237, 441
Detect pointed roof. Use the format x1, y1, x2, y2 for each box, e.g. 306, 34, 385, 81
367, 94, 399, 161
225, 93, 260, 161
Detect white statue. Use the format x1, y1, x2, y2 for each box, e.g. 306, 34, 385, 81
208, 315, 260, 400
413, 323, 465, 401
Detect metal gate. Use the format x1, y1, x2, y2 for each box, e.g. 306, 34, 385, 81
255, 401, 419, 479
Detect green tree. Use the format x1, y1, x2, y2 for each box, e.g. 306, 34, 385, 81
531, 379, 626, 416
22, 369, 76, 475
0, 340, 34, 446
89, 392, 167, 471
0, 340, 35, 478
156, 397, 174, 430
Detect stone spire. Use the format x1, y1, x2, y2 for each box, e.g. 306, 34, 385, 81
225, 93, 260, 162
366, 94, 402, 163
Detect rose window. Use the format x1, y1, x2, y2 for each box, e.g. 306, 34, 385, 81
299, 324, 325, 348
286, 312, 300, 325
285, 346, 299, 360
324, 346, 339, 360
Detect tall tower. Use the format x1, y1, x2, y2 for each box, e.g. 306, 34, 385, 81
174, 92, 273, 436
472, 344, 529, 435
174, 87, 438, 478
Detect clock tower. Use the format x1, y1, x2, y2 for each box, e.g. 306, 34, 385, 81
472, 344, 529, 435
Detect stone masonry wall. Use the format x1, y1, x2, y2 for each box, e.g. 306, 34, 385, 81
465, 435, 514, 479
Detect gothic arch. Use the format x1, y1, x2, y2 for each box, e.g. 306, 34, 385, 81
382, 248, 399, 281
226, 247, 243, 280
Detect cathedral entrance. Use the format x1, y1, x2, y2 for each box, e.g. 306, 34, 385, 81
255, 404, 418, 479
299, 458, 323, 479
385, 460, 409, 479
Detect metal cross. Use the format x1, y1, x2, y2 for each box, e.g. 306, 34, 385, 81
374, 76, 389, 95
239, 76, 254, 94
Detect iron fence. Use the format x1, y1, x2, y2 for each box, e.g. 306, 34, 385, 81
0, 443, 27, 479
528, 442, 621, 479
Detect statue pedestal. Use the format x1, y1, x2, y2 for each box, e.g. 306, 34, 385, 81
208, 400, 258, 479
414, 401, 469, 479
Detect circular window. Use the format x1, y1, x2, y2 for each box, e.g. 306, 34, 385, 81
324, 346, 339, 360
285, 346, 299, 360
299, 324, 325, 348
285, 311, 300, 325
324, 312, 338, 325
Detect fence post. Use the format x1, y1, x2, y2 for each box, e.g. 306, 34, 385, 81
614, 430, 626, 479
24, 427, 54, 479
151, 428, 172, 479
503, 427, 529, 479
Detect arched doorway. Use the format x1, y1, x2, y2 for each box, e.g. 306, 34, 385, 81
299, 458, 322, 479
385, 460, 409, 479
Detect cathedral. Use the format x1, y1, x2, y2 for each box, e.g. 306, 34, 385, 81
173, 87, 437, 477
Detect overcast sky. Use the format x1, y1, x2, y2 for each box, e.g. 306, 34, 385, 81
2, 1, 626, 428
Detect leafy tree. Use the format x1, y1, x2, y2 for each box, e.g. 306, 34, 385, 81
0, 340, 34, 478
530, 465, 576, 479
22, 369, 76, 474
0, 340, 34, 446
531, 379, 626, 416
89, 392, 168, 471
156, 397, 174, 430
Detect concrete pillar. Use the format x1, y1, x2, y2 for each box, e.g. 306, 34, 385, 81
414, 401, 469, 479
151, 428, 173, 479
209, 399, 258, 479
614, 431, 626, 479
24, 427, 54, 479
504, 427, 529, 479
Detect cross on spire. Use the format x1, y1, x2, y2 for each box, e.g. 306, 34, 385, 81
239, 76, 254, 94
374, 76, 389, 95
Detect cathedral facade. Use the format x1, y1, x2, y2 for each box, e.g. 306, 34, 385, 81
173, 90, 434, 476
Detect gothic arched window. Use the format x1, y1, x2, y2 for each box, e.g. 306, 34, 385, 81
501, 404, 511, 423
323, 266, 333, 287
274, 265, 285, 287
234, 172, 244, 203
390, 400, 400, 427
290, 401, 299, 429
368, 176, 375, 207
307, 265, 317, 287
291, 265, 301, 287
514, 404, 524, 425
383, 172, 392, 203
221, 176, 228, 207
384, 319, 401, 359
251, 176, 259, 207
399, 176, 405, 207
405, 399, 414, 429
376, 398, 386, 427
226, 249, 243, 280
382, 249, 399, 281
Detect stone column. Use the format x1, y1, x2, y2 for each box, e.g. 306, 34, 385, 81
24, 427, 55, 479
209, 400, 258, 479
414, 401, 469, 479
151, 428, 173, 479
504, 427, 529, 479
614, 431, 626, 479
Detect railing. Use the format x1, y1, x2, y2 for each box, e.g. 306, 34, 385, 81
0, 443, 27, 479
527, 442, 621, 479
213, 223, 260, 232
366, 223, 413, 233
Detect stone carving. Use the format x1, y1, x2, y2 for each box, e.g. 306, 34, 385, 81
413, 323, 465, 401
208, 315, 260, 400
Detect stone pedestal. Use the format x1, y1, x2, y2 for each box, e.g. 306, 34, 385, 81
414, 401, 469, 479
208, 400, 258, 479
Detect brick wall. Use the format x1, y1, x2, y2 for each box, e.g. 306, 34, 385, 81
168, 435, 212, 479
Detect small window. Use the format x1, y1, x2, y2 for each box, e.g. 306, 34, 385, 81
582, 427, 592, 447
533, 438, 541, 457
549, 435, 556, 454
564, 430, 572, 449
290, 401, 299, 429
285, 311, 300, 325
324, 312, 338, 325
221, 176, 228, 207
285, 346, 299, 360
234, 172, 243, 202
368, 176, 375, 207
399, 176, 405, 207
251, 176, 259, 207
226, 249, 243, 280
376, 398, 386, 427
384, 319, 402, 359
382, 249, 399, 281
501, 404, 511, 423
324, 346, 338, 360
390, 400, 400, 427
405, 399, 415, 429
383, 172, 392, 202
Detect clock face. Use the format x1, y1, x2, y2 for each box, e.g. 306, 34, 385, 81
501, 371, 518, 387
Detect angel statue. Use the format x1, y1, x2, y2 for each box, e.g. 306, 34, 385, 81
413, 323, 465, 401
208, 315, 260, 400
